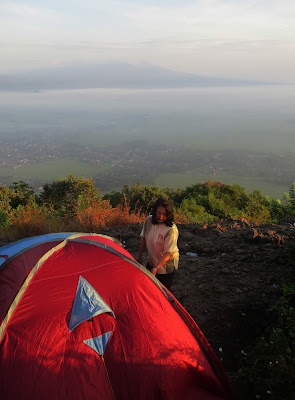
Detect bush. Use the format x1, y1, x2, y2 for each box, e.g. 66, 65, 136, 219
104, 183, 171, 214
270, 198, 287, 223
0, 186, 13, 213
284, 182, 295, 218
289, 183, 295, 209
235, 288, 295, 400
244, 190, 272, 224
7, 204, 64, 240
285, 241, 295, 268
179, 198, 217, 223
71, 200, 146, 232
9, 181, 36, 209
39, 174, 99, 215
0, 209, 11, 228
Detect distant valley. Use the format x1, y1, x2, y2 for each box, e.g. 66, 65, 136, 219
0, 84, 294, 199
0, 131, 294, 199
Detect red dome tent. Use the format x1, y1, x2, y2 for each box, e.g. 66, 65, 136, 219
0, 232, 76, 326
0, 233, 237, 399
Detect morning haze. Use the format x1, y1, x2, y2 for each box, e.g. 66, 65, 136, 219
0, 1, 294, 198
0, 77, 294, 198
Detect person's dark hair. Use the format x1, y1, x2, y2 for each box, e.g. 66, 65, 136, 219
151, 198, 174, 227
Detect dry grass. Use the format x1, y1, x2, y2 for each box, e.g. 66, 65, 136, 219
3, 205, 64, 241
72, 201, 146, 231
1, 201, 146, 241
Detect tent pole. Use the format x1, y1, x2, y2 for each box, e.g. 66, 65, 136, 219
101, 355, 115, 400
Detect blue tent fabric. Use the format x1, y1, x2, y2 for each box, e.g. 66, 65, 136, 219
69, 276, 115, 332
0, 233, 75, 268
83, 332, 113, 357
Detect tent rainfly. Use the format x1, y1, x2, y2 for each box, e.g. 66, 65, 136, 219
0, 233, 237, 399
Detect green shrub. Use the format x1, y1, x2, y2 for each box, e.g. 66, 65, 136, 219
285, 241, 295, 268
179, 198, 217, 223
9, 181, 36, 209
104, 183, 171, 214
235, 288, 295, 399
39, 174, 99, 216
244, 190, 272, 224
0, 209, 11, 228
269, 198, 287, 223
0, 186, 12, 213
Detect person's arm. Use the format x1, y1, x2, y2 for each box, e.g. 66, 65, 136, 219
137, 237, 146, 264
151, 252, 172, 276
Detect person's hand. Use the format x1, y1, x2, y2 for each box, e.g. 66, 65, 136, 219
151, 267, 157, 276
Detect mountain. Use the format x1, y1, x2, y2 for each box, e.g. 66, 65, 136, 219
0, 62, 269, 91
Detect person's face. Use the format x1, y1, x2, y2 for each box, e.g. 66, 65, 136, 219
156, 206, 167, 223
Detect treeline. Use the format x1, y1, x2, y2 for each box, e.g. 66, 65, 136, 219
1, 174, 295, 240
104, 180, 295, 224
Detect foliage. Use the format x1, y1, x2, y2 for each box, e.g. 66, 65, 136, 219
74, 189, 147, 231
1, 197, 146, 239
234, 233, 295, 400
289, 183, 295, 208
244, 190, 272, 224
8, 181, 36, 209
282, 281, 295, 301
39, 174, 99, 215
103, 183, 172, 214
0, 185, 13, 213
179, 198, 217, 223
1, 179, 294, 241
173, 181, 274, 223
6, 204, 64, 240
235, 286, 295, 400
63, 199, 145, 232
269, 198, 287, 223
284, 182, 295, 216
0, 209, 11, 228
284, 241, 295, 268
104, 181, 272, 223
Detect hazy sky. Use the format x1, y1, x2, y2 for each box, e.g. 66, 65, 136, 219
1, 0, 294, 82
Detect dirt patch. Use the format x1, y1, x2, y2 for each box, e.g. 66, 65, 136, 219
101, 220, 295, 397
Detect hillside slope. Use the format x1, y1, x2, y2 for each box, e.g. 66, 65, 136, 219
100, 219, 295, 398
1, 219, 294, 397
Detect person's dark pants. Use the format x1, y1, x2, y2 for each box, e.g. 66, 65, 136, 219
146, 263, 175, 291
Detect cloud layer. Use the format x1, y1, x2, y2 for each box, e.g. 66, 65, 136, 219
1, 0, 294, 81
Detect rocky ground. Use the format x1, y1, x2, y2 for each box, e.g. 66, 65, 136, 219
1, 219, 294, 398
101, 219, 295, 399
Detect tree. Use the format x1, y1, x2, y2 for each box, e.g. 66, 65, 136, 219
179, 198, 216, 223
0, 185, 13, 228
0, 185, 13, 213
269, 198, 287, 222
284, 182, 295, 217
104, 183, 171, 214
8, 181, 36, 209
245, 190, 271, 224
178, 181, 250, 220
288, 182, 295, 209
39, 175, 99, 215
